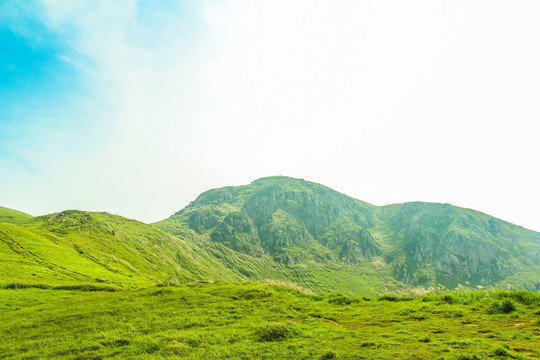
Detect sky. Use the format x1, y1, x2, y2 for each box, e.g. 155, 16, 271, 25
1, 1, 539, 231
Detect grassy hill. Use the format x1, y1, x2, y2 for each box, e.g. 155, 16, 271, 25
0, 206, 32, 225
0, 210, 244, 288
1, 178, 539, 359
0, 207, 401, 295
1, 176, 538, 295
156, 176, 540, 293
1, 282, 538, 359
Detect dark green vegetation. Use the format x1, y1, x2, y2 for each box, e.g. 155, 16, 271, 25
1, 176, 539, 295
1, 283, 539, 359
156, 176, 540, 293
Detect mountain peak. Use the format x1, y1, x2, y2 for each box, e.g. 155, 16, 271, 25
157, 178, 540, 292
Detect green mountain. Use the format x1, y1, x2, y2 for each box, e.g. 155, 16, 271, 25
1, 176, 538, 294
156, 176, 540, 292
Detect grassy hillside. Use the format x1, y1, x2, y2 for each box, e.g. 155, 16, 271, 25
1, 283, 538, 359
0, 209, 401, 295
0, 210, 248, 288
0, 206, 33, 225
1, 176, 538, 295
156, 176, 540, 292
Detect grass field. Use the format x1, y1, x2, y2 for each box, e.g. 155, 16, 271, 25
1, 282, 538, 359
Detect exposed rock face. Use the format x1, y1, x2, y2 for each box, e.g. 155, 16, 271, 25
385, 201, 534, 287
210, 211, 261, 255
184, 207, 227, 233
433, 231, 514, 282
259, 210, 314, 256
320, 219, 381, 263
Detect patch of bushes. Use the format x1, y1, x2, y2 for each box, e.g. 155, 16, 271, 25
327, 293, 359, 305
397, 308, 415, 315
2, 283, 119, 292
419, 336, 431, 343
53, 284, 119, 292
4, 283, 51, 289
492, 346, 510, 357
360, 342, 379, 347
487, 299, 516, 314
152, 288, 173, 296
492, 290, 538, 306
320, 351, 337, 359
442, 294, 455, 304
447, 340, 475, 347
255, 323, 299, 342
377, 294, 414, 302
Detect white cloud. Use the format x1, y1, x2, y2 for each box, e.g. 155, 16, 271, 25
3, 0, 539, 231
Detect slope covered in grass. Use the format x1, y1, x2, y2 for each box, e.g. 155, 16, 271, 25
2, 209, 390, 294
0, 206, 32, 225
156, 176, 540, 292
1, 176, 538, 295
0, 210, 251, 288
1, 283, 538, 359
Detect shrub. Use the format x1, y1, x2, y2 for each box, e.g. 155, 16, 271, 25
377, 294, 414, 302
500, 299, 516, 314
360, 342, 379, 347
492, 290, 537, 305
419, 336, 431, 343
320, 351, 337, 359
487, 299, 516, 314
327, 294, 356, 305
442, 294, 455, 304
397, 308, 415, 315
492, 346, 509, 357
4, 283, 51, 289
255, 323, 298, 342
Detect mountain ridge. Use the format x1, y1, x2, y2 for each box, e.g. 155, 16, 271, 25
1, 176, 539, 294
155, 176, 540, 292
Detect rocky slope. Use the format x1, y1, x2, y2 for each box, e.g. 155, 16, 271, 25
156, 176, 540, 291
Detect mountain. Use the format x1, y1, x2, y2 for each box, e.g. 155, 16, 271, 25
1, 176, 539, 294
156, 176, 540, 292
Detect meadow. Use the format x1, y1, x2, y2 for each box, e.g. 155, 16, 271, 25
1, 282, 538, 359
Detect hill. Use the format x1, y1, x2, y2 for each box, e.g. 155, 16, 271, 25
1, 176, 539, 294
0, 210, 243, 288
156, 176, 540, 292
0, 206, 33, 225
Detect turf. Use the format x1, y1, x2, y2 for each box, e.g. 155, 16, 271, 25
1, 283, 538, 359
0, 206, 32, 225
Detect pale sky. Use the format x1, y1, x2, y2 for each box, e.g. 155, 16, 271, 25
1, 1, 539, 231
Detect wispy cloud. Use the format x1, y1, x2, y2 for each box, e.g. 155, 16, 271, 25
1, 1, 539, 231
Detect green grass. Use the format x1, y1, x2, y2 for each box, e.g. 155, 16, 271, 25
0, 206, 33, 225
1, 283, 538, 359
0, 209, 403, 296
